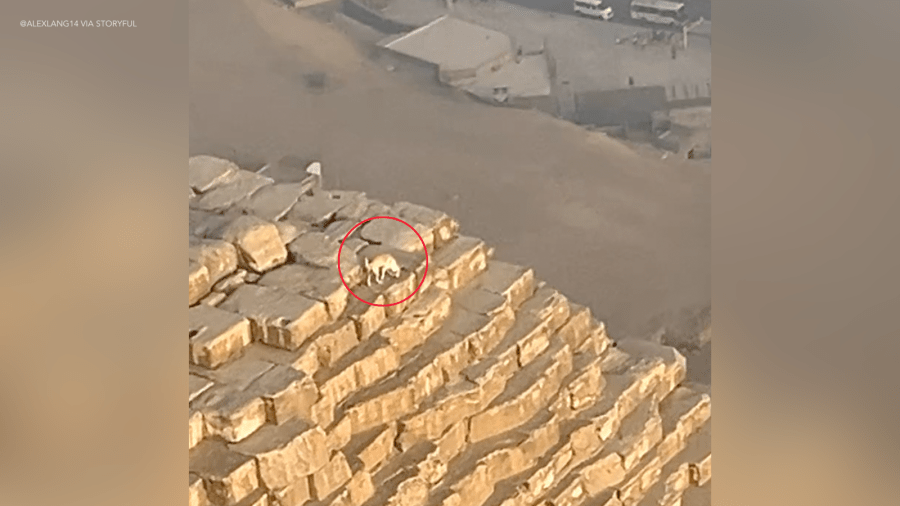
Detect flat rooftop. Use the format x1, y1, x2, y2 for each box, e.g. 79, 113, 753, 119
380, 15, 511, 72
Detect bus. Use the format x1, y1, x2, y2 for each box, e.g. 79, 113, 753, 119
629, 0, 687, 26
574, 0, 614, 21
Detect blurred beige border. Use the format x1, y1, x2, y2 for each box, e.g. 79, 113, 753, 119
0, 1, 185, 506
715, 1, 900, 504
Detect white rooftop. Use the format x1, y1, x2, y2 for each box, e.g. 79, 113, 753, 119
380, 16, 512, 72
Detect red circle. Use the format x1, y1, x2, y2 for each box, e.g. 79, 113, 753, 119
337, 216, 429, 307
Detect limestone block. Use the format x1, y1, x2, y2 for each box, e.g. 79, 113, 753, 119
452, 286, 508, 318
347, 385, 415, 434
360, 218, 424, 253
392, 201, 457, 250
189, 260, 212, 306
190, 209, 235, 239
212, 268, 248, 295
353, 339, 401, 388
195, 385, 268, 443
190, 238, 240, 286
274, 219, 306, 245
435, 420, 468, 464
189, 408, 205, 450
200, 291, 227, 307
319, 364, 359, 413
566, 357, 605, 412
329, 190, 371, 220
345, 290, 387, 341
311, 397, 336, 428
453, 465, 492, 505
236, 182, 305, 221
189, 473, 210, 506
389, 476, 430, 506
230, 419, 329, 488
286, 191, 348, 226
190, 374, 214, 403
269, 478, 310, 506
327, 414, 354, 452
325, 219, 358, 243
193, 170, 274, 213
221, 285, 329, 350
235, 489, 270, 506
204, 356, 276, 390
470, 261, 535, 311
520, 285, 571, 333
355, 423, 397, 471
557, 305, 594, 351
518, 416, 560, 461
248, 365, 318, 425
431, 236, 489, 291
569, 424, 602, 462
381, 271, 419, 317
189, 155, 240, 193
216, 215, 289, 273
309, 451, 353, 500
189, 304, 252, 369
482, 447, 528, 483
259, 264, 350, 320
309, 319, 359, 368
190, 438, 259, 505
380, 287, 451, 355
287, 231, 339, 268
345, 472, 375, 506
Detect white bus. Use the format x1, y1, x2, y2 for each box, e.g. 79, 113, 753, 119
630, 0, 687, 25
574, 0, 614, 21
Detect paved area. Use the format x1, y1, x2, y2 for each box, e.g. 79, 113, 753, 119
381, 0, 711, 95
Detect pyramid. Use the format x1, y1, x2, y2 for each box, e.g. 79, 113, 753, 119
188, 156, 712, 506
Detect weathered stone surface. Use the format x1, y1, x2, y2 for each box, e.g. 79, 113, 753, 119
190, 438, 259, 505
230, 419, 329, 488
189, 408, 205, 450
195, 385, 268, 443
286, 191, 347, 226
220, 285, 329, 350
190, 260, 212, 306
234, 489, 270, 506
309, 451, 353, 500
430, 236, 490, 291
380, 286, 452, 355
258, 263, 350, 320
274, 219, 307, 245
189, 472, 210, 506
215, 215, 289, 273
189, 155, 240, 193
345, 289, 387, 341
288, 231, 339, 268
469, 261, 535, 311
393, 201, 459, 249
190, 374, 214, 403
189, 304, 252, 368
269, 478, 310, 506
360, 217, 424, 253
212, 268, 248, 295
248, 365, 318, 425
350, 423, 398, 471
190, 238, 240, 285
345, 471, 376, 505
193, 169, 274, 212
237, 182, 305, 222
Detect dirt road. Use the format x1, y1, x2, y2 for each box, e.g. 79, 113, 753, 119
189, 0, 711, 364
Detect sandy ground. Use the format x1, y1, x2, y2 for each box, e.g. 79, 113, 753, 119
189, 0, 711, 380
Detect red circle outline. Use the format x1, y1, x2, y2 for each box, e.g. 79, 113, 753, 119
337, 216, 429, 307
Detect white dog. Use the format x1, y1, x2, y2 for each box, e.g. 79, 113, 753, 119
363, 254, 401, 286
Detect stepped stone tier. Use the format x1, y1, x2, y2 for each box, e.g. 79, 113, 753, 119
188, 156, 712, 506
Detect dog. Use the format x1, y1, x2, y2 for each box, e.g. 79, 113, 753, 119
363, 253, 402, 286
